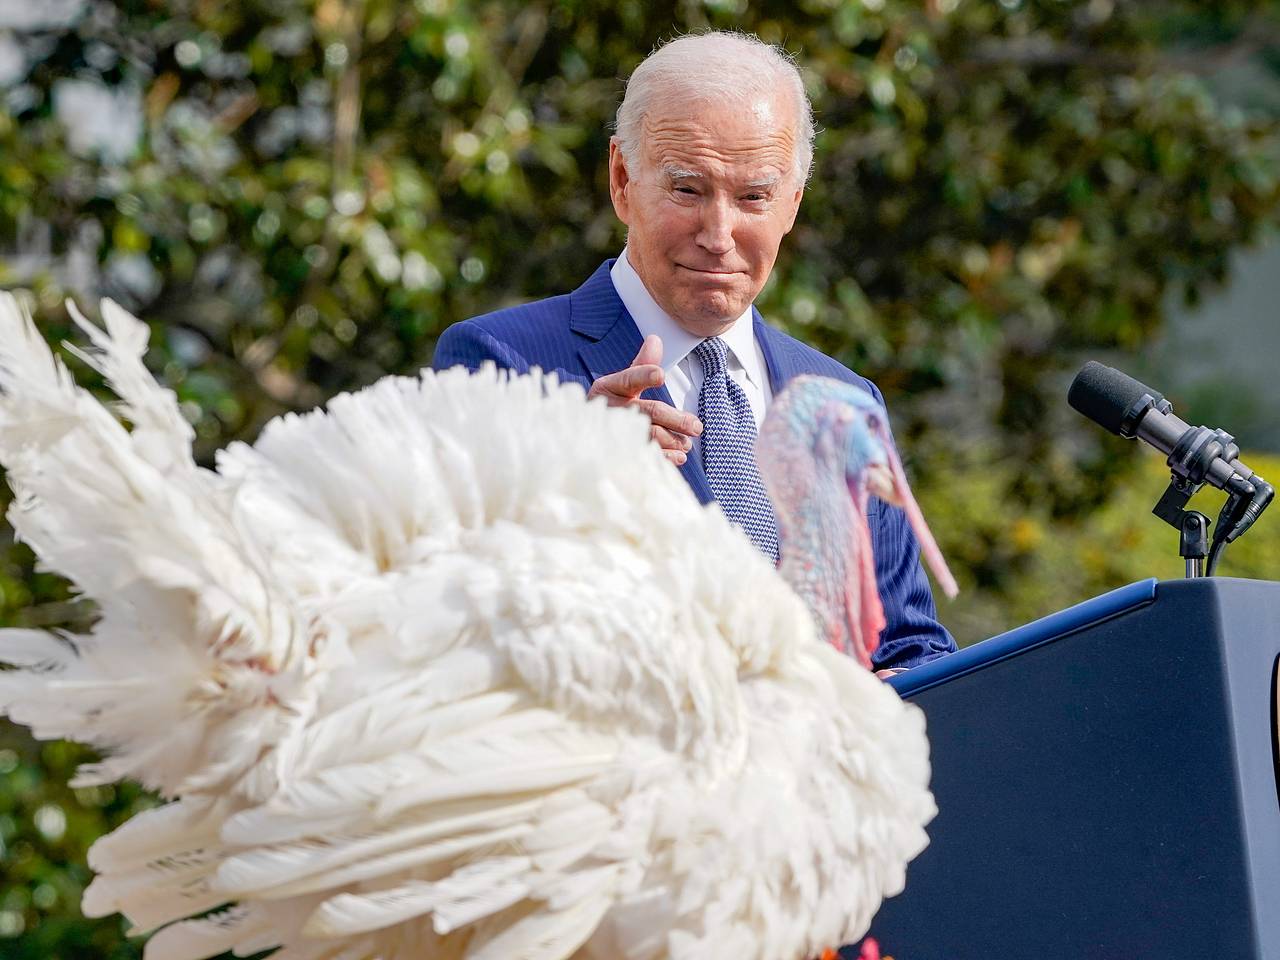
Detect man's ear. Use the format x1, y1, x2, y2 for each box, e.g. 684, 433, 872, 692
782, 181, 804, 234
608, 138, 632, 227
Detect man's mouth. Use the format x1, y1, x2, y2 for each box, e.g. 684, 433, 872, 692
678, 265, 742, 277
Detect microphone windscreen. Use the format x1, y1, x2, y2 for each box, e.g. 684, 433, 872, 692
1068, 361, 1164, 436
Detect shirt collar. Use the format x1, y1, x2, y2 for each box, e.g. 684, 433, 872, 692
610, 247, 763, 387
716, 302, 764, 389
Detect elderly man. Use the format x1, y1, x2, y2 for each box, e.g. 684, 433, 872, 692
433, 31, 954, 670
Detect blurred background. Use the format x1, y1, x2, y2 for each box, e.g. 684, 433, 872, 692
3, 0, 1280, 955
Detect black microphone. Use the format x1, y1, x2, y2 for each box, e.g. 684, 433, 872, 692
1068, 361, 1273, 543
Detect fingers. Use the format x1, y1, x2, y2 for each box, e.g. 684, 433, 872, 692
586, 335, 668, 404
641, 399, 699, 467
651, 423, 693, 452
587, 363, 665, 403
655, 420, 692, 467
584, 336, 699, 468
637, 399, 702, 440
633, 333, 663, 369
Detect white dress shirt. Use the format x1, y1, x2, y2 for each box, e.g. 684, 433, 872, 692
610, 248, 773, 441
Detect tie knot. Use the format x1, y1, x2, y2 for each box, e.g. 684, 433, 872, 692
693, 336, 729, 376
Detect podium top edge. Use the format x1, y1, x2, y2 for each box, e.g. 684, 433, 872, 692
889, 578, 1158, 698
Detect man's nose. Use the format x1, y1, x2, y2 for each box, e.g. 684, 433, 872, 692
695, 195, 735, 256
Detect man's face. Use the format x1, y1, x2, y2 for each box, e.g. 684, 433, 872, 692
608, 94, 804, 338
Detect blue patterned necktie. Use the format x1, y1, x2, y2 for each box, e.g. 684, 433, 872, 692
693, 336, 780, 564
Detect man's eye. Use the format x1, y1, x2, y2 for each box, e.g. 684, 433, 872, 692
742, 194, 768, 203
675, 186, 698, 195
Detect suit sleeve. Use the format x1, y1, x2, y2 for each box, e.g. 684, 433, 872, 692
862, 382, 958, 671
431, 320, 531, 375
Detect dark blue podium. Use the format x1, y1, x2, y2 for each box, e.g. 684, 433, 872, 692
862, 577, 1280, 959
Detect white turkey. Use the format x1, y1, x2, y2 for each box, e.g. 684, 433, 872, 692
0, 293, 954, 960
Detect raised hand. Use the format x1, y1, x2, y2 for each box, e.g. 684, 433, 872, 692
587, 334, 702, 465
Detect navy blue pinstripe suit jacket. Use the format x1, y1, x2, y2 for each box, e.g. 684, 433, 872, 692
432, 260, 955, 670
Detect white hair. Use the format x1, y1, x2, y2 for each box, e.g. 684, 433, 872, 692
614, 32, 816, 186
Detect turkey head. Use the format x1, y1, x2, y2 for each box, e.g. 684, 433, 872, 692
757, 376, 957, 667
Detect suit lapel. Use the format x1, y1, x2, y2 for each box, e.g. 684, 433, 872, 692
570, 261, 641, 380
678, 434, 712, 504
753, 308, 805, 397
571, 262, 713, 504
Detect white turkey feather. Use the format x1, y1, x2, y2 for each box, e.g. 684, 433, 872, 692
0, 295, 937, 960
62, 297, 196, 475
465, 890, 616, 960
86, 796, 229, 873
0, 292, 323, 800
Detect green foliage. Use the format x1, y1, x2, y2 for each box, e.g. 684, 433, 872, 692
3, 0, 1278, 459
0, 730, 152, 958
925, 451, 1280, 646
3, 0, 1280, 956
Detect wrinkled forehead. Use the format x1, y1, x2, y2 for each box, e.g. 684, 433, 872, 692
638, 92, 798, 181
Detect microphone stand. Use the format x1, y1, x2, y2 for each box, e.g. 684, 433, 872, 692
1149, 428, 1274, 578
1152, 477, 1211, 578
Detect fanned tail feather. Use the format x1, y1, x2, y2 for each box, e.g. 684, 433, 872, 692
0, 295, 320, 800
0, 292, 88, 456
62, 298, 196, 474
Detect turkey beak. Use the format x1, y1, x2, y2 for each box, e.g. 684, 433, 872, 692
865, 461, 903, 507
